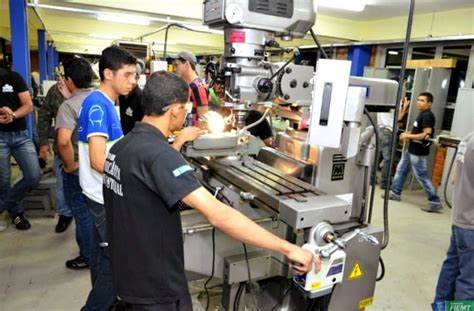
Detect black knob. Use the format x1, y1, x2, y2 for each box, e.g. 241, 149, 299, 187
257, 78, 273, 94
303, 82, 309, 88
284, 94, 290, 100
230, 47, 235, 54
285, 67, 292, 74
290, 79, 297, 88
266, 40, 279, 48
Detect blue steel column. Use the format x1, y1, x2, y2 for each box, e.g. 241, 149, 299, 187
53, 47, 59, 69
47, 41, 54, 79
37, 29, 47, 83
9, 0, 33, 137
348, 45, 372, 77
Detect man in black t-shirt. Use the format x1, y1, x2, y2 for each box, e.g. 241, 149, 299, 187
119, 61, 144, 135
0, 68, 41, 231
389, 92, 442, 212
103, 71, 316, 310
119, 86, 143, 135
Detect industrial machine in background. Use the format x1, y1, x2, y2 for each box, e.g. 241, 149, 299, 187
179, 1, 398, 310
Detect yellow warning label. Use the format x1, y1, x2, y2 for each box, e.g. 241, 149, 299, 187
348, 261, 364, 280
358, 297, 374, 309
310, 282, 321, 289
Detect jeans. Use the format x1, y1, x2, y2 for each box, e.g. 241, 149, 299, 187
62, 171, 93, 262
379, 128, 393, 187
432, 225, 474, 310
390, 151, 440, 203
83, 198, 115, 311
0, 130, 41, 215
54, 156, 72, 217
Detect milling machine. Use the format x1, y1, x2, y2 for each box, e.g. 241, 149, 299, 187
179, 1, 399, 310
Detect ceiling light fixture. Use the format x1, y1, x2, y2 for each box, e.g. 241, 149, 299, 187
185, 25, 223, 35
28, 2, 222, 35
97, 13, 150, 26
89, 34, 122, 40
388, 50, 400, 55
317, 0, 367, 12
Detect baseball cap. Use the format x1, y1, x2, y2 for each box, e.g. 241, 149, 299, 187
172, 51, 197, 67
136, 58, 145, 75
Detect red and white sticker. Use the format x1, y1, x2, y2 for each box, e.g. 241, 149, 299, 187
229, 31, 246, 43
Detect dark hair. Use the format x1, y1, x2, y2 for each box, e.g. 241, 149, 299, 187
142, 71, 189, 116
419, 92, 433, 103
99, 45, 137, 81
178, 58, 195, 71
63, 56, 93, 89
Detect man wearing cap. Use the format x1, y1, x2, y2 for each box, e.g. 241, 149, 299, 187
172, 51, 209, 126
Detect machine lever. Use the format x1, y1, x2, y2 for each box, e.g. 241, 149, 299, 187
319, 229, 379, 259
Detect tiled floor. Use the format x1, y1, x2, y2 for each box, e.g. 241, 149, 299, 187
0, 187, 451, 310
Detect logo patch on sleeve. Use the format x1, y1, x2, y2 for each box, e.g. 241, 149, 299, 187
173, 165, 193, 177
89, 105, 105, 127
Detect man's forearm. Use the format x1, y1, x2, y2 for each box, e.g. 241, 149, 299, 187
397, 108, 407, 121
172, 138, 185, 151
90, 155, 105, 174
406, 132, 430, 141
14, 104, 33, 119
88, 136, 107, 174
57, 141, 76, 170
210, 200, 292, 256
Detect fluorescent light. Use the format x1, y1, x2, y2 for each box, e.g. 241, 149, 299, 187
28, 3, 221, 35
317, 0, 366, 12
185, 25, 223, 35
151, 42, 176, 45
97, 13, 150, 26
388, 51, 399, 55
89, 34, 121, 40
441, 78, 448, 89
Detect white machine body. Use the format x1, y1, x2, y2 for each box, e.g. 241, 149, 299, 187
296, 245, 346, 297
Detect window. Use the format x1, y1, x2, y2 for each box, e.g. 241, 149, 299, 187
385, 48, 403, 67
442, 45, 470, 103
411, 46, 436, 60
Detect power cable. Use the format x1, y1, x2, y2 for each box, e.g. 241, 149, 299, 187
382, 0, 416, 250
364, 108, 380, 224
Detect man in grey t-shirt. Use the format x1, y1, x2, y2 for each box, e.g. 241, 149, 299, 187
432, 131, 474, 309
55, 57, 94, 270
452, 132, 474, 229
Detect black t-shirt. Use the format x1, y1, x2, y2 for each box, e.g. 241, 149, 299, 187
245, 110, 272, 141
408, 109, 435, 156
119, 87, 144, 135
103, 122, 201, 304
0, 69, 29, 132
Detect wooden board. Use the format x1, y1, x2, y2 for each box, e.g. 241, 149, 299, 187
407, 58, 457, 68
